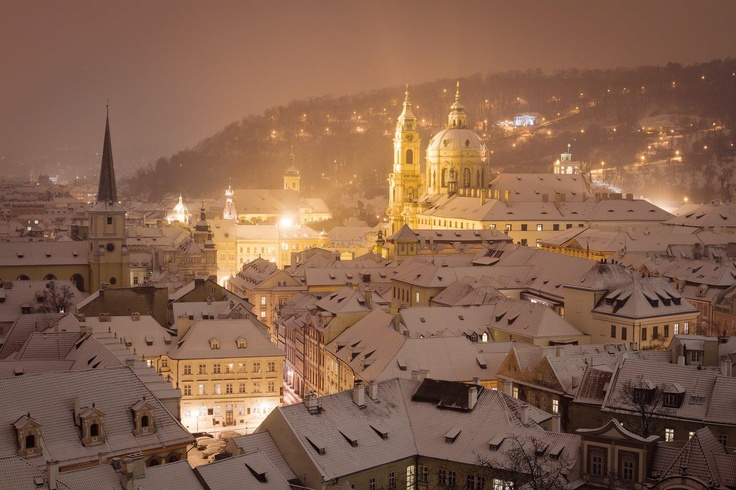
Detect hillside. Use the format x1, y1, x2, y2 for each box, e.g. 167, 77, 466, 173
124, 59, 736, 219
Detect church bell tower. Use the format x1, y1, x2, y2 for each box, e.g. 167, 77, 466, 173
387, 86, 422, 234
87, 106, 130, 292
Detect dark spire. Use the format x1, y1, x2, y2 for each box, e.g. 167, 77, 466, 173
97, 105, 118, 204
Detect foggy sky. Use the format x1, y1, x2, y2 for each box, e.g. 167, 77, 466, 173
2, 0, 735, 178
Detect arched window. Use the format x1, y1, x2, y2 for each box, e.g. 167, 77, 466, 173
463, 168, 471, 188
70, 274, 85, 292
141, 415, 149, 427
25, 434, 35, 449
441, 169, 447, 187
148, 459, 161, 467
90, 423, 99, 437
44, 274, 57, 280
406, 149, 413, 165
167, 455, 179, 463
17, 275, 30, 281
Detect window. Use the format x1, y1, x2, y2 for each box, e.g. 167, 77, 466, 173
663, 393, 682, 408
133, 276, 139, 285
388, 471, 396, 489
198, 364, 206, 375
489, 224, 496, 230
369, 477, 376, 490
448, 471, 457, 487
415, 292, 420, 304
253, 382, 261, 393
214, 384, 221, 395
225, 363, 233, 374
536, 224, 543, 231
476, 476, 485, 489
552, 399, 559, 414
674, 323, 679, 335
664, 324, 670, 337
493, 479, 508, 490
689, 350, 703, 363
438, 470, 447, 485
107, 217, 113, 225
420, 466, 429, 483
590, 448, 605, 476
267, 361, 276, 372
553, 224, 560, 231
653, 326, 659, 339
407, 465, 415, 490
521, 224, 528, 231
213, 363, 221, 374
718, 434, 728, 446
225, 383, 233, 394
198, 384, 205, 395
689, 431, 695, 439
512, 386, 519, 399
260, 311, 266, 318
665, 428, 674, 442
260, 296, 267, 306
183, 364, 191, 375
239, 383, 246, 394
641, 327, 647, 341
253, 362, 261, 373
621, 327, 627, 341
520, 239, 527, 246
183, 384, 191, 396
505, 224, 512, 232
466, 475, 475, 489
566, 224, 573, 229
684, 322, 690, 334
268, 381, 275, 392
161, 358, 168, 368
611, 325, 616, 338
620, 452, 637, 481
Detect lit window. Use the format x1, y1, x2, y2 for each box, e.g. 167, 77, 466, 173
198, 364, 206, 375
665, 428, 674, 442
505, 224, 512, 232
261, 296, 267, 306
552, 399, 559, 414
536, 224, 543, 231
214, 384, 221, 395
512, 386, 519, 399
674, 323, 680, 335
684, 322, 690, 334
406, 465, 415, 490
253, 362, 261, 373
260, 311, 266, 318
198, 384, 205, 395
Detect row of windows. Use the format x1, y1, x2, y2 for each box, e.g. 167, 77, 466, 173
182, 361, 276, 375
182, 403, 274, 418
183, 380, 278, 396
610, 322, 689, 341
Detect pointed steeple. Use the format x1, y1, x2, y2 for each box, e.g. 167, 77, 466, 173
398, 84, 416, 124
97, 105, 118, 204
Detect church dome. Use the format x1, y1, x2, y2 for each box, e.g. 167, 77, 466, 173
427, 128, 485, 152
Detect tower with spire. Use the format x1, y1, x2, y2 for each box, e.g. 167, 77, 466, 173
387, 85, 422, 234
87, 106, 130, 292
223, 183, 238, 220
284, 149, 301, 194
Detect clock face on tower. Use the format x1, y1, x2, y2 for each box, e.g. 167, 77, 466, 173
405, 133, 414, 142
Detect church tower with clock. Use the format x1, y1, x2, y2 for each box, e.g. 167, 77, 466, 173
387, 87, 422, 234
88, 107, 130, 292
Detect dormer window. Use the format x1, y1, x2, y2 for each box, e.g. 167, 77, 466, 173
209, 338, 220, 350
236, 337, 247, 349
14, 414, 42, 458
131, 399, 156, 436
79, 406, 106, 446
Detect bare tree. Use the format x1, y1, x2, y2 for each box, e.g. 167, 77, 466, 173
476, 434, 572, 490
37, 282, 75, 314
609, 375, 674, 438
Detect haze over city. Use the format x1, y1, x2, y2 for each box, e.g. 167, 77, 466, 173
2, 0, 736, 179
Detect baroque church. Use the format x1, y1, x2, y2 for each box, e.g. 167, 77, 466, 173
387, 83, 489, 234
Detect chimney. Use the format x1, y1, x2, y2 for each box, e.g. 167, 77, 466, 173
503, 380, 513, 397
368, 380, 379, 401
468, 386, 478, 410
353, 380, 365, 407
73, 397, 80, 425
520, 404, 529, 425
551, 413, 561, 433
120, 455, 145, 490
721, 357, 731, 377
677, 355, 686, 366
126, 358, 136, 369
176, 315, 190, 340
555, 346, 563, 357
47, 460, 59, 490
472, 377, 481, 386
364, 287, 373, 309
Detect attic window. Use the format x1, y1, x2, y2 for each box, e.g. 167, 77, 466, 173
476, 355, 487, 369
444, 426, 461, 443
305, 434, 326, 454
420, 317, 425, 323
236, 337, 247, 349
488, 435, 505, 451
338, 428, 359, 447
13, 415, 42, 457
209, 338, 220, 350
459, 315, 464, 321
145, 335, 153, 346
17, 252, 24, 258
397, 358, 407, 370
370, 423, 390, 439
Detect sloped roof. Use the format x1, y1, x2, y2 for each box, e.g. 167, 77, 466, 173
592, 275, 699, 319
232, 431, 298, 482
169, 319, 283, 360
0, 366, 193, 467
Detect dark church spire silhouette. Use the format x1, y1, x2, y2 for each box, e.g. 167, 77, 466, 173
97, 104, 117, 204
